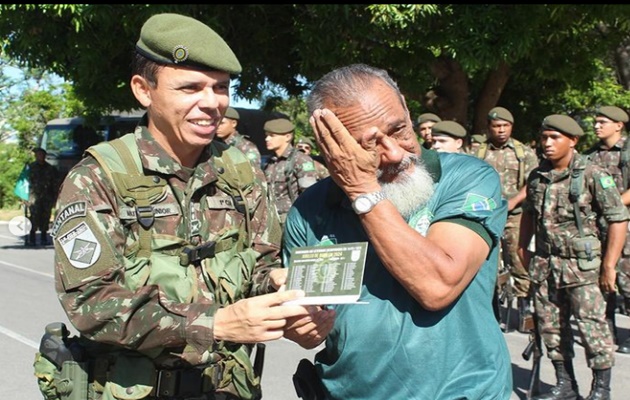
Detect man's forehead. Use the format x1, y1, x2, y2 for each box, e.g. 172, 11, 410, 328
332, 86, 405, 135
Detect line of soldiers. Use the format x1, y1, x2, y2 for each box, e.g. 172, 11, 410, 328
217, 110, 329, 229
417, 106, 630, 400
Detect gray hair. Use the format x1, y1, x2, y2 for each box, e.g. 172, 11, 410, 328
307, 64, 403, 114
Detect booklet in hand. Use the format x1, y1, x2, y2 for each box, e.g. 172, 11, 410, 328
284, 242, 368, 305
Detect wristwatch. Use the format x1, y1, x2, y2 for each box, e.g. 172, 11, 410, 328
352, 191, 386, 215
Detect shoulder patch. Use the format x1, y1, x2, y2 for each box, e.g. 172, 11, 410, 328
461, 193, 497, 212
301, 161, 315, 172
58, 221, 101, 269
600, 175, 616, 189
54, 212, 117, 290
50, 201, 87, 237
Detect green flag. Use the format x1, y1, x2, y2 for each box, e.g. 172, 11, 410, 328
13, 163, 30, 201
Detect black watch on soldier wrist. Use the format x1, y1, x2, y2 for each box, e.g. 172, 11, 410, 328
351, 191, 386, 215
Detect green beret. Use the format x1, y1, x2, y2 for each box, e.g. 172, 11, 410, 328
264, 118, 294, 134
296, 137, 315, 147
488, 107, 514, 124
224, 107, 239, 120
417, 113, 442, 125
136, 13, 242, 74
596, 106, 629, 123
541, 114, 584, 137
431, 121, 467, 138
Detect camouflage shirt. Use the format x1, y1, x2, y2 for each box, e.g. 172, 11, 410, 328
477, 138, 539, 202
585, 135, 630, 248
224, 131, 262, 168
52, 126, 282, 359
28, 160, 59, 207
523, 154, 630, 285
263, 145, 318, 217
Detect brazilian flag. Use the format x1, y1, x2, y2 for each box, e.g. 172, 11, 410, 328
13, 163, 30, 201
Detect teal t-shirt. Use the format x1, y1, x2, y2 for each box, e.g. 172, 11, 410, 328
283, 150, 512, 400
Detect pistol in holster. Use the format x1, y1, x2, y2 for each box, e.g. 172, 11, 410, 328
39, 322, 88, 400
293, 358, 327, 400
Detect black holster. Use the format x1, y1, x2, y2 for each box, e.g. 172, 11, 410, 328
293, 358, 327, 400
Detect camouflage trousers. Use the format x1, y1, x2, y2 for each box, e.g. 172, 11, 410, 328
533, 279, 614, 369
501, 213, 530, 298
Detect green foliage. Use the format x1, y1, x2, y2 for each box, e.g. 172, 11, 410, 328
1, 4, 630, 151
0, 141, 30, 208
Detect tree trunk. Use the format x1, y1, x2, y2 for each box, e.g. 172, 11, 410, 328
614, 37, 630, 90
472, 62, 511, 136
423, 56, 469, 126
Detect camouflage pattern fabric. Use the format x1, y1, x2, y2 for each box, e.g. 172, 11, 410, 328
224, 131, 262, 168
479, 138, 539, 297
28, 160, 60, 233
51, 126, 282, 399
586, 135, 630, 302
524, 154, 630, 369
313, 159, 330, 181
263, 145, 318, 218
533, 280, 613, 369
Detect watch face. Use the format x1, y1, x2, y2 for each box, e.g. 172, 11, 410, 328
354, 196, 372, 213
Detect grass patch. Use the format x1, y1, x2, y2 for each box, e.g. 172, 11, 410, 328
0, 207, 26, 221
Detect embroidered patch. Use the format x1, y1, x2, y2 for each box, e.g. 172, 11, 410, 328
50, 201, 87, 237
207, 196, 236, 210
119, 203, 180, 220
409, 208, 433, 236
600, 176, 616, 189
301, 161, 316, 172
461, 193, 496, 212
57, 221, 101, 269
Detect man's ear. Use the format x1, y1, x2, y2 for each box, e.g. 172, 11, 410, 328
130, 75, 152, 108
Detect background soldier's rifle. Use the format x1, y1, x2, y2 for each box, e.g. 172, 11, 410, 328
521, 301, 542, 399
497, 260, 515, 332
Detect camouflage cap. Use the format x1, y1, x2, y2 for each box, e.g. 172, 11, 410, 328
596, 106, 629, 123
32, 147, 47, 154
431, 121, 467, 138
136, 13, 242, 74
296, 136, 315, 147
541, 114, 584, 137
224, 107, 239, 120
264, 118, 294, 134
488, 107, 514, 124
417, 113, 442, 125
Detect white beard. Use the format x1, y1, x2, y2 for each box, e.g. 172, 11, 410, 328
378, 155, 435, 221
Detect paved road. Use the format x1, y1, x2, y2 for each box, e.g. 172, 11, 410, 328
1, 222, 628, 399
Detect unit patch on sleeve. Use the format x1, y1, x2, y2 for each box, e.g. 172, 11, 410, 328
58, 221, 101, 269
54, 209, 118, 290
50, 201, 87, 237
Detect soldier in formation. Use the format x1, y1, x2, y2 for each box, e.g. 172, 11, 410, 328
263, 118, 318, 226
518, 114, 628, 400
475, 106, 540, 332
216, 106, 262, 167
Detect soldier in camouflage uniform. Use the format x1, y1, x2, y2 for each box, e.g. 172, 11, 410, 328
476, 106, 539, 332
295, 136, 329, 181
518, 114, 629, 400
263, 118, 318, 225
27, 147, 60, 246
39, 13, 319, 400
416, 112, 441, 150
216, 106, 262, 167
585, 106, 630, 354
